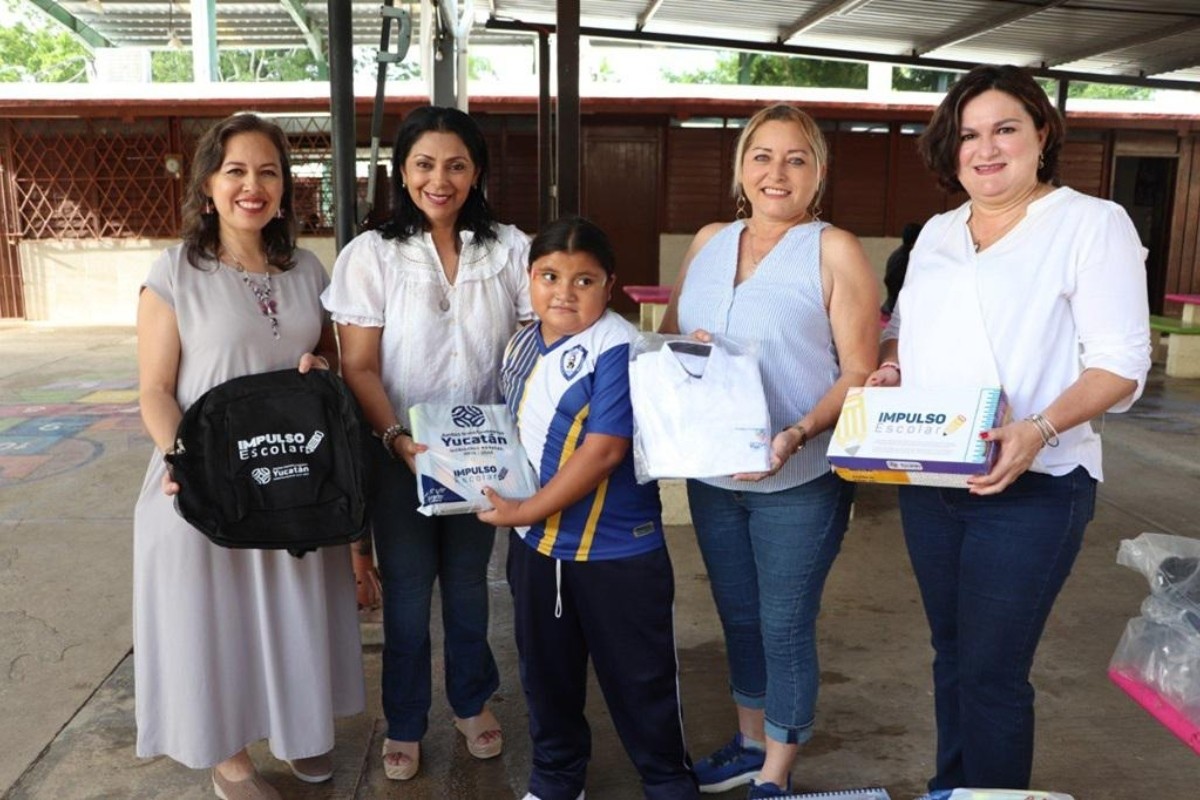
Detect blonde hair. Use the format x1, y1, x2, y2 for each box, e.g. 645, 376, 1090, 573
730, 104, 829, 216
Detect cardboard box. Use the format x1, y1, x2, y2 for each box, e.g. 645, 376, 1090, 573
826, 386, 1009, 487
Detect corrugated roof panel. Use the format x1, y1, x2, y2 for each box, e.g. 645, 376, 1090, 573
788, 0, 984, 54
36, 0, 1200, 87
651, 0, 804, 41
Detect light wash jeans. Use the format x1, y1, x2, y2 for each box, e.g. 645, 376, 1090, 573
687, 471, 854, 744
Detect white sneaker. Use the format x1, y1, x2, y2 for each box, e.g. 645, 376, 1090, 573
521, 792, 585, 800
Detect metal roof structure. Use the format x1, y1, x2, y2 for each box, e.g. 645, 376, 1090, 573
26, 0, 1200, 91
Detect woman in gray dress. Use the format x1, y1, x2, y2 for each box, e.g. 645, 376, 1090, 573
134, 113, 363, 800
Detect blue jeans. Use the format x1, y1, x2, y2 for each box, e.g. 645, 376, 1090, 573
371, 449, 500, 742
898, 466, 1096, 791
687, 472, 854, 745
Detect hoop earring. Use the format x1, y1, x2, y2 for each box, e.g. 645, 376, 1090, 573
203, 198, 215, 215
1038, 151, 1045, 170
735, 193, 748, 220
275, 207, 285, 220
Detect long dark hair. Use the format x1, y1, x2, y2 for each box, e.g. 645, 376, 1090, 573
181, 113, 297, 270
529, 216, 616, 276
918, 64, 1065, 193
378, 105, 497, 243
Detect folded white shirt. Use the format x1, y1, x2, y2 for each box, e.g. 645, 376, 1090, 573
630, 338, 771, 481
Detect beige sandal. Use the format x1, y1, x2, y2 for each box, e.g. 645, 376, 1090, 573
381, 739, 420, 781
453, 707, 503, 759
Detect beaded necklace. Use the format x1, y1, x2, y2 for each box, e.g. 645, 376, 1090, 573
223, 249, 279, 339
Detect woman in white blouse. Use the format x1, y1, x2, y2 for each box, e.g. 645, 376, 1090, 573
869, 65, 1151, 792
322, 106, 531, 781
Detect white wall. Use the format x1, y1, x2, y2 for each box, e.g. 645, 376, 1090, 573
20, 237, 338, 324
20, 233, 894, 324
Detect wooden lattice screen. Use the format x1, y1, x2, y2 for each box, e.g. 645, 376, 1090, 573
8, 115, 337, 243
11, 118, 179, 239
0, 124, 23, 318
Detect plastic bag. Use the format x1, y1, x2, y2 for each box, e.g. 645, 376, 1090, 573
1108, 532, 1200, 755
409, 402, 539, 516
916, 792, 1074, 800
628, 332, 771, 483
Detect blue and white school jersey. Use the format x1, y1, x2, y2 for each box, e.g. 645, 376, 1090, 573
500, 310, 663, 562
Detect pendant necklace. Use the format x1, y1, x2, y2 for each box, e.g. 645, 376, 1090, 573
745, 226, 780, 268
968, 212, 1022, 253
223, 249, 280, 339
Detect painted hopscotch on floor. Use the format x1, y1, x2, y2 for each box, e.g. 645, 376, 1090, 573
0, 377, 143, 487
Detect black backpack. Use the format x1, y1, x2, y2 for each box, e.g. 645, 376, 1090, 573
165, 368, 372, 555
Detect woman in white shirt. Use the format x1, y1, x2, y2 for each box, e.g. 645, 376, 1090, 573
869, 65, 1151, 792
322, 106, 532, 781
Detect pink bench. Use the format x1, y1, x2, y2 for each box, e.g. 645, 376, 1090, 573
623, 285, 672, 331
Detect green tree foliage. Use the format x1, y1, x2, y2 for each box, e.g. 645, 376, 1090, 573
152, 48, 326, 82
893, 67, 962, 92
664, 52, 867, 88
153, 44, 429, 83
1067, 81, 1152, 100
0, 0, 91, 82
899, 67, 1151, 100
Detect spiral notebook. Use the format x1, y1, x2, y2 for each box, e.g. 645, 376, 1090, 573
777, 788, 891, 800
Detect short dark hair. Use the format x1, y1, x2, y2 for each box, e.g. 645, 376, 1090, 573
182, 113, 296, 271
529, 216, 615, 276
379, 105, 497, 244
918, 64, 1065, 193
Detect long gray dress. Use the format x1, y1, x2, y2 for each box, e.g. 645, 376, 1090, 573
133, 244, 364, 769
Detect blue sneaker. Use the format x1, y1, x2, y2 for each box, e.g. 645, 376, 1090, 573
694, 733, 765, 794
746, 778, 793, 799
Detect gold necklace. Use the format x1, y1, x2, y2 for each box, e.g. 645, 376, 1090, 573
968, 212, 1024, 252
744, 227, 781, 268
969, 185, 1051, 252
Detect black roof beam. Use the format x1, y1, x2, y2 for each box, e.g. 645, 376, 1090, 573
484, 17, 1200, 93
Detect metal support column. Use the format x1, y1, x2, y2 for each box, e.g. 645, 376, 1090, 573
1056, 78, 1070, 114
537, 30, 553, 226
556, 0, 581, 216
432, 0, 458, 107
328, 0, 357, 251
190, 0, 217, 82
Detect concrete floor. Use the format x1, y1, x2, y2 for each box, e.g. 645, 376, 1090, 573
1, 323, 1198, 800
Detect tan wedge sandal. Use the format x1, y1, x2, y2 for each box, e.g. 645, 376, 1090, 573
453, 707, 504, 759
381, 739, 420, 780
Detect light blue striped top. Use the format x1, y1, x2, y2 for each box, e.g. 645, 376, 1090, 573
677, 220, 839, 492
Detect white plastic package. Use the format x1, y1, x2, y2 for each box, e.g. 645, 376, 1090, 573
409, 402, 539, 517
629, 333, 771, 483
1107, 531, 1200, 755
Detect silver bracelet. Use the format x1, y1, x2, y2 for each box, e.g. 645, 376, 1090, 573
1024, 413, 1060, 448
380, 423, 411, 459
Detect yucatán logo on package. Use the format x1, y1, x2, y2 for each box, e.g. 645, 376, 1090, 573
451, 405, 486, 428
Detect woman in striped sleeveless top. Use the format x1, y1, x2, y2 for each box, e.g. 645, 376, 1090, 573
660, 104, 880, 798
